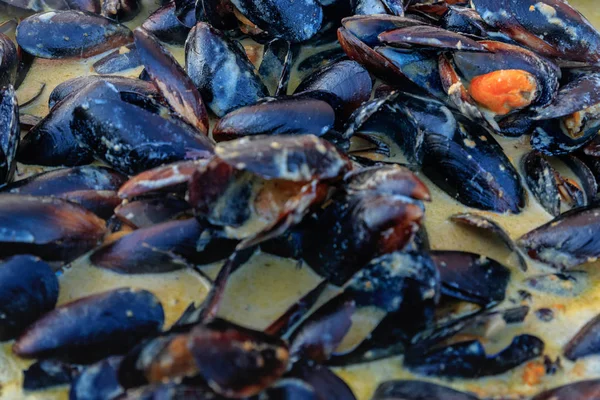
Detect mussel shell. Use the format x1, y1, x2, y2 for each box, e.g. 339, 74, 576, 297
47, 75, 159, 109
0, 165, 125, 197
114, 197, 190, 228
201, 0, 237, 31
259, 38, 292, 96
289, 362, 356, 400
185, 22, 268, 117
522, 151, 560, 216
0, 84, 18, 184
371, 380, 479, 400
471, 0, 600, 65
0, 33, 16, 87
134, 28, 209, 135
19, 80, 122, 167
230, 0, 323, 43
454, 40, 560, 110
93, 44, 141, 74
0, 255, 58, 341
303, 193, 424, 285
141, 2, 190, 44
379, 25, 487, 52
431, 250, 511, 306
405, 334, 544, 378
295, 60, 372, 118
343, 164, 430, 200
289, 294, 355, 363
118, 159, 204, 199
13, 288, 164, 363
212, 97, 335, 142
70, 96, 213, 175
394, 93, 525, 213
564, 313, 600, 361
16, 11, 133, 59
534, 72, 600, 121
23, 359, 83, 391
1, 166, 125, 218
101, 0, 140, 22
70, 356, 124, 400
518, 205, 600, 269
90, 218, 237, 273
214, 134, 350, 182
0, 194, 106, 262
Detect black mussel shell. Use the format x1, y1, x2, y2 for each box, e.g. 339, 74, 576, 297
532, 379, 600, 400
230, 0, 323, 43
0, 84, 18, 184
0, 194, 106, 262
70, 96, 213, 175
13, 288, 164, 363
0, 255, 58, 341
70, 356, 124, 400
185, 22, 268, 117
518, 205, 600, 269
16, 11, 133, 59
213, 97, 335, 142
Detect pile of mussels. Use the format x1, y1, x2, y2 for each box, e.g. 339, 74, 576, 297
1, 0, 600, 398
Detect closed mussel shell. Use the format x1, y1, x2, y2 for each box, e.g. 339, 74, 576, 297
13, 288, 165, 363
0, 194, 106, 262
0, 255, 58, 341
16, 11, 134, 59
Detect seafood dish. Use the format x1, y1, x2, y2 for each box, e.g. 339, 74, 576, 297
1, 0, 600, 399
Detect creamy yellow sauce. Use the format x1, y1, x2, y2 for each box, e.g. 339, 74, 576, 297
1, 1, 600, 399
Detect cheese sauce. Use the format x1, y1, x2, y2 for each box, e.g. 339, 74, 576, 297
0, 1, 599, 398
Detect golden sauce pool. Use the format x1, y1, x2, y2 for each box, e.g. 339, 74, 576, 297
0, 1, 600, 399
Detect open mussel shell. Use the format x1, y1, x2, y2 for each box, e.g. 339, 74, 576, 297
16, 11, 133, 59
471, 0, 600, 65
185, 22, 268, 117
213, 134, 350, 182
372, 380, 479, 400
125, 319, 289, 398
13, 288, 165, 363
0, 194, 106, 262
518, 205, 600, 269
0, 255, 58, 341
118, 159, 205, 199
